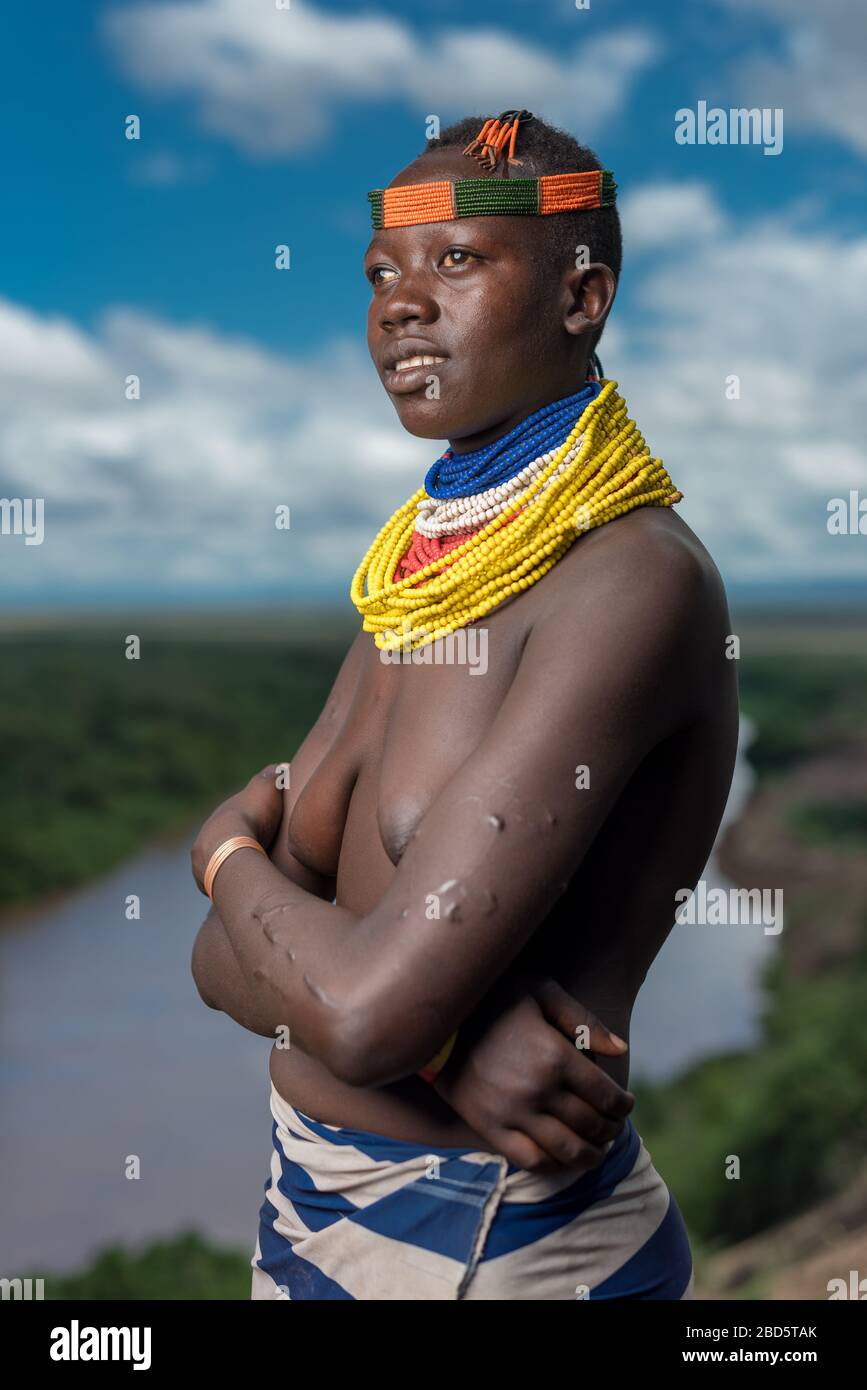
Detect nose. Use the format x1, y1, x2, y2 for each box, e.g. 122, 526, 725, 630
377, 272, 439, 332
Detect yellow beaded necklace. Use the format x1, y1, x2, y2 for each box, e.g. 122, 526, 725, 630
351, 380, 682, 651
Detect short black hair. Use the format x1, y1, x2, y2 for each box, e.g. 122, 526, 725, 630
419, 114, 622, 355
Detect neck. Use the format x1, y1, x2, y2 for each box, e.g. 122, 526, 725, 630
448, 377, 595, 457
425, 379, 601, 503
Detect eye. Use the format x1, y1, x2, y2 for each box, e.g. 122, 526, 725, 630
440, 246, 480, 269
368, 264, 398, 286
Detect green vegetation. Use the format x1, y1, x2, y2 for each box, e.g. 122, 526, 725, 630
5, 607, 867, 1288
788, 798, 867, 849
5, 610, 862, 909
737, 647, 867, 775
33, 1232, 250, 1300
0, 612, 356, 907
634, 615, 867, 1250
633, 962, 867, 1247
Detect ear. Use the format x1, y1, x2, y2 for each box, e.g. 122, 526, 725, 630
561, 263, 616, 340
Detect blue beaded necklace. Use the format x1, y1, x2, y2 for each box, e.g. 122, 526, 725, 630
424, 380, 601, 501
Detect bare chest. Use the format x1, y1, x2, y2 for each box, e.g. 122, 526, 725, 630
287, 610, 529, 898
372, 624, 526, 865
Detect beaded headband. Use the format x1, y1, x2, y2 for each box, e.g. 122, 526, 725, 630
368, 110, 616, 230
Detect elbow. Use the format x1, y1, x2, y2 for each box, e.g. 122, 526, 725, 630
192, 973, 221, 1013
191, 930, 221, 1011
323, 1006, 420, 1088
323, 1013, 388, 1088
194, 980, 221, 1012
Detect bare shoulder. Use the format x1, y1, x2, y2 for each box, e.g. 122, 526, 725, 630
516, 507, 734, 736
545, 506, 729, 638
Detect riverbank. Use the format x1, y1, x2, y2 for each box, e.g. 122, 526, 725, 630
636, 612, 867, 1297
0, 610, 357, 912
8, 606, 867, 1297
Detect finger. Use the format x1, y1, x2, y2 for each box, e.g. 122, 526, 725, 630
242, 765, 287, 814
252, 763, 288, 787
524, 1113, 608, 1171
546, 1090, 626, 1148
492, 1127, 554, 1173
533, 979, 628, 1056
560, 1045, 635, 1121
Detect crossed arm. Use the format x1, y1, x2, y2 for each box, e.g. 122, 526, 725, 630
192, 549, 696, 1093
191, 632, 364, 1035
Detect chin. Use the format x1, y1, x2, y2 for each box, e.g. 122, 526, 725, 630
389, 397, 456, 441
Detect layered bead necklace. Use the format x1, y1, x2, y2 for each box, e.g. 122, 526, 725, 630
424, 382, 599, 499
350, 380, 683, 651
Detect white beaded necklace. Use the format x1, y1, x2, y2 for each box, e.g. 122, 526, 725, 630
415, 434, 586, 538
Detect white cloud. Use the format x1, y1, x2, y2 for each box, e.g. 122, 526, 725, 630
619, 182, 726, 251
720, 0, 867, 156
0, 299, 429, 600
0, 301, 105, 392
103, 0, 658, 156
2, 186, 865, 602
607, 188, 867, 582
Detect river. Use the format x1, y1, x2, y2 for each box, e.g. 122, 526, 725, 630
0, 720, 771, 1273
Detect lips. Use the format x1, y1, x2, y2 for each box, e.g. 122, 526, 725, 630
393, 353, 447, 373
381, 338, 449, 394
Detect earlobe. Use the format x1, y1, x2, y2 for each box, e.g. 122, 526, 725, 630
562, 263, 615, 339
563, 309, 595, 338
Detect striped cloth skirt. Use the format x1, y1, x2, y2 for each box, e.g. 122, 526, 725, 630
251, 1081, 694, 1300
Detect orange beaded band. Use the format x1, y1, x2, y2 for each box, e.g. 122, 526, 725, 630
203, 835, 267, 901
368, 170, 616, 230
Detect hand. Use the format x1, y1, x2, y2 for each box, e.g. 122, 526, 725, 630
191, 763, 288, 893
434, 978, 635, 1173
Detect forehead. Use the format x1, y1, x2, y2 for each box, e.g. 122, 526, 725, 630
366, 147, 540, 255
388, 147, 481, 187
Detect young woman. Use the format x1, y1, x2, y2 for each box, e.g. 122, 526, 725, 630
190, 114, 738, 1300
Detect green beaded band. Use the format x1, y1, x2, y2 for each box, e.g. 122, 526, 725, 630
368, 188, 385, 229
368, 169, 617, 230
454, 177, 540, 217
600, 170, 616, 205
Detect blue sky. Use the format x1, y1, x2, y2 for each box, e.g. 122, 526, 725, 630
2, 0, 865, 605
